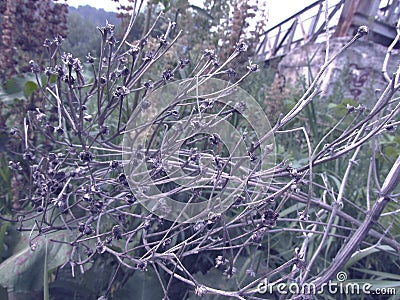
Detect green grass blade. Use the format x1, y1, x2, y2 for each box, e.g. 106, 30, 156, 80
44, 238, 49, 300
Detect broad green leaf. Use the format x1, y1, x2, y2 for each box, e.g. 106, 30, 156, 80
2, 77, 20, 94
23, 81, 39, 99
40, 73, 57, 86
0, 75, 38, 103
113, 268, 164, 299
0, 89, 25, 103
0, 231, 72, 293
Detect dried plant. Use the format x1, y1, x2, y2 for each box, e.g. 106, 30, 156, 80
2, 1, 400, 299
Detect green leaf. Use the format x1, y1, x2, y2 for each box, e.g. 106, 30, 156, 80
0, 88, 24, 103
327, 103, 337, 109
325, 172, 342, 192
334, 98, 359, 116
0, 231, 72, 294
2, 78, 20, 94
383, 146, 398, 160
344, 245, 396, 269
0, 75, 38, 103
43, 239, 49, 300
291, 157, 310, 168
350, 268, 400, 281
0, 223, 9, 263
113, 268, 164, 299
23, 81, 39, 99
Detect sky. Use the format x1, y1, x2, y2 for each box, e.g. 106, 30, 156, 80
66, 0, 321, 29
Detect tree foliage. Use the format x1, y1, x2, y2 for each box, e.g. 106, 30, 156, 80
0, 0, 68, 79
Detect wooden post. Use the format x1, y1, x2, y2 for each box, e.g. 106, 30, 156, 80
311, 0, 345, 42
357, 0, 381, 17
385, 0, 400, 24
334, 0, 361, 37
308, 2, 323, 39
334, 0, 381, 37
284, 18, 298, 53
271, 26, 281, 56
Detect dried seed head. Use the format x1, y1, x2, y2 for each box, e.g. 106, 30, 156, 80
203, 49, 215, 58
125, 193, 136, 204
195, 285, 206, 297
100, 126, 109, 135
144, 81, 153, 90
128, 45, 140, 56
43, 39, 52, 48
261, 208, 279, 228
55, 65, 65, 77
162, 69, 174, 81
61, 52, 74, 66
251, 229, 264, 243
235, 41, 248, 53
346, 104, 355, 113
158, 35, 167, 46
44, 67, 53, 77
356, 25, 368, 37
84, 225, 93, 235
227, 68, 236, 80
29, 60, 40, 73
83, 114, 93, 122
118, 173, 127, 183
79, 151, 94, 163
136, 260, 147, 271
109, 160, 120, 169
208, 133, 221, 146
121, 66, 129, 77
78, 222, 85, 233
9, 161, 22, 171
113, 86, 130, 98
96, 241, 105, 254
9, 127, 19, 136
179, 57, 190, 68
112, 225, 123, 240
215, 255, 228, 268
247, 63, 259, 72
86, 53, 95, 64
53, 35, 63, 46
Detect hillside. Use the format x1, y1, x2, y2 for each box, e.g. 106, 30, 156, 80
63, 5, 121, 59
68, 5, 120, 27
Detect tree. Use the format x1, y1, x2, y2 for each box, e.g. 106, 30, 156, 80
113, 0, 268, 74
0, 0, 68, 79
62, 11, 102, 59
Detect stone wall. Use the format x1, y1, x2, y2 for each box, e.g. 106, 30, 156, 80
276, 37, 400, 109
